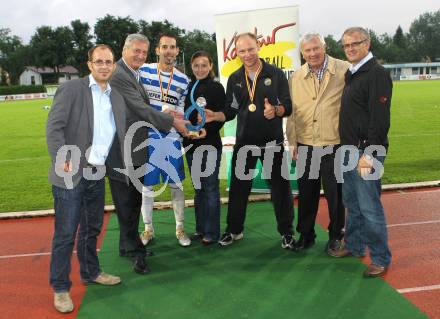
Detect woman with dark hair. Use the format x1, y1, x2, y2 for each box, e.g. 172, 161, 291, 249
183, 51, 225, 245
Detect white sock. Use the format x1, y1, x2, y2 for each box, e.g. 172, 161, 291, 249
170, 183, 185, 230
141, 185, 154, 231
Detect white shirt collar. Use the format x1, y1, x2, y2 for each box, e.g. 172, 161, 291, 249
122, 58, 140, 80
89, 74, 111, 94
349, 52, 373, 74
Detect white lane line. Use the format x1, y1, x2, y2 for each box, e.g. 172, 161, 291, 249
0, 249, 100, 259
389, 133, 440, 138
398, 284, 440, 294
0, 252, 51, 259
0, 156, 49, 164
388, 220, 440, 228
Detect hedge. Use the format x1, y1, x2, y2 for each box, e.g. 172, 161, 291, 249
0, 85, 46, 95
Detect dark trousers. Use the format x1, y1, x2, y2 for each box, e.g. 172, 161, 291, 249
296, 144, 345, 241
50, 178, 104, 292
109, 176, 146, 258
226, 144, 294, 236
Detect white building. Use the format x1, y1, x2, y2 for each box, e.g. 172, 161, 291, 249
19, 66, 79, 85
383, 62, 440, 81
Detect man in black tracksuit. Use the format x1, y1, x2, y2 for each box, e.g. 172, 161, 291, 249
204, 32, 296, 250
328, 27, 392, 278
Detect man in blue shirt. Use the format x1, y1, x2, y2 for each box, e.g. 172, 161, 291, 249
46, 44, 126, 313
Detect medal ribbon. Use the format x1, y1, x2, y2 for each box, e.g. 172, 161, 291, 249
244, 62, 262, 104
157, 66, 174, 103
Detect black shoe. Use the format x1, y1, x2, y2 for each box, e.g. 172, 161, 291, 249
218, 233, 233, 246
325, 239, 343, 253
132, 257, 150, 275
190, 232, 204, 241
145, 249, 155, 257
218, 232, 243, 246
295, 235, 316, 250
281, 234, 297, 250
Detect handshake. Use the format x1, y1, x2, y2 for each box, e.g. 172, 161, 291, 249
161, 104, 190, 137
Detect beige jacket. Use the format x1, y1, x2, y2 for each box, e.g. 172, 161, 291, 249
286, 56, 349, 146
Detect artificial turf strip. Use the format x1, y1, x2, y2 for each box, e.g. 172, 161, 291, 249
77, 202, 427, 319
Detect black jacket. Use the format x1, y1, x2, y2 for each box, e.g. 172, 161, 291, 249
339, 58, 392, 150
183, 77, 226, 150
223, 59, 292, 147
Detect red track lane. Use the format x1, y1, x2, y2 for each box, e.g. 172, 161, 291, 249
0, 214, 110, 319
0, 188, 439, 318
315, 187, 440, 319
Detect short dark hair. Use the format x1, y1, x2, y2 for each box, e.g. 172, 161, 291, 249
234, 32, 259, 47
157, 33, 178, 47
191, 51, 215, 79
87, 44, 115, 62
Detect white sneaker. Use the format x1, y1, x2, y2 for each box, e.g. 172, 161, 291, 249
93, 272, 121, 285
140, 230, 154, 245
232, 233, 244, 241
176, 229, 191, 247
54, 292, 74, 313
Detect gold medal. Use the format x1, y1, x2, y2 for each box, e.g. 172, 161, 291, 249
245, 61, 262, 113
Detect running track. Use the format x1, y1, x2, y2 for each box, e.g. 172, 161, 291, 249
0, 187, 439, 318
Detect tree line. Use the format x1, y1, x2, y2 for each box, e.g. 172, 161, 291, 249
0, 15, 216, 84
325, 10, 440, 64
1, 10, 439, 85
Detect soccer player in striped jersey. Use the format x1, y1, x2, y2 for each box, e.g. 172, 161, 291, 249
139, 33, 191, 247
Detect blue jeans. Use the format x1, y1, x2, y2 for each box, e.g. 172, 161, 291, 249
186, 148, 221, 241
49, 177, 105, 292
342, 153, 392, 267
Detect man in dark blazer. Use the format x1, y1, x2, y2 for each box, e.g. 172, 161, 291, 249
47, 44, 125, 313
108, 33, 189, 275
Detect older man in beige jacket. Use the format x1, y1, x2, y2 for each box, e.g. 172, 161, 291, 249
286, 33, 349, 253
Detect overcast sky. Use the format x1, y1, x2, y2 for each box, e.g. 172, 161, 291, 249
1, 0, 439, 43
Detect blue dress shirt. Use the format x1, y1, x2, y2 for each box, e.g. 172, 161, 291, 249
87, 74, 116, 165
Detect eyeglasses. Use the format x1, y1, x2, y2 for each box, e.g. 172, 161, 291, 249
342, 39, 367, 50
91, 60, 114, 66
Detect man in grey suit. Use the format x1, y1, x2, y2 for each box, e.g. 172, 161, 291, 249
108, 33, 189, 275
47, 44, 124, 313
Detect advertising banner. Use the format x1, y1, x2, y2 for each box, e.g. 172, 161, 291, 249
215, 6, 301, 192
